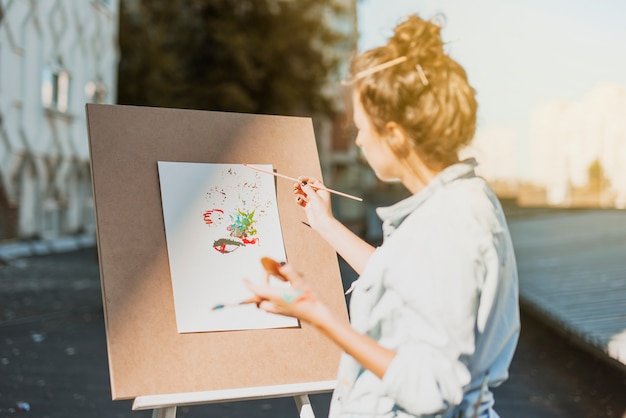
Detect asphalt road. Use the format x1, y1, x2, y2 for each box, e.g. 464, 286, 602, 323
1, 248, 625, 418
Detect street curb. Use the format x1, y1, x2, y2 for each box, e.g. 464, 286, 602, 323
0, 234, 96, 263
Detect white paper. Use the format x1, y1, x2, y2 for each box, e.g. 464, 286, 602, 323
157, 162, 297, 333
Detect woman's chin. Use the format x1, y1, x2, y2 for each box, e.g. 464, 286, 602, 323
376, 174, 402, 183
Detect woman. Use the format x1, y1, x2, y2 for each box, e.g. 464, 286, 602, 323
246, 14, 520, 418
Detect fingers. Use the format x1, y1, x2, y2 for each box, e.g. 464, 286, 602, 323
246, 262, 306, 296
293, 177, 310, 206
299, 176, 324, 188
293, 177, 324, 196
244, 279, 278, 307
300, 182, 320, 197
243, 278, 266, 299
277, 262, 304, 286
245, 264, 303, 296
295, 194, 308, 207
293, 179, 307, 206
256, 289, 305, 314
293, 177, 329, 207
243, 278, 307, 315
258, 300, 279, 314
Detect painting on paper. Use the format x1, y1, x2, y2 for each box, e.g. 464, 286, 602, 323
157, 162, 297, 333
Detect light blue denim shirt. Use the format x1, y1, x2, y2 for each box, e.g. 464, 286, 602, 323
328, 159, 520, 418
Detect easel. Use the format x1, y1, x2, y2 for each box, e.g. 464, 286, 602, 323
86, 104, 349, 411
132, 380, 336, 418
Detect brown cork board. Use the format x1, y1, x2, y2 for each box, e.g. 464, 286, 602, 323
86, 104, 349, 400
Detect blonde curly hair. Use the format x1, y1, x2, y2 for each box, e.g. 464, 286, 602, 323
349, 15, 477, 167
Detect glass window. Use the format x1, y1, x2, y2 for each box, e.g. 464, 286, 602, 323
41, 67, 71, 112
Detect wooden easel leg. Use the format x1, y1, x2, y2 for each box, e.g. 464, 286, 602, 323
294, 394, 315, 418
152, 406, 177, 418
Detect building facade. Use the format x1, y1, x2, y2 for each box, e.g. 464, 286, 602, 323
527, 82, 626, 209
0, 0, 119, 241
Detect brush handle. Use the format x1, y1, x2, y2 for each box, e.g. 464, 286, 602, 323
211, 297, 258, 311
243, 163, 363, 202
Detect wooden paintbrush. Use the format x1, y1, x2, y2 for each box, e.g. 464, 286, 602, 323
211, 297, 258, 311
243, 163, 363, 202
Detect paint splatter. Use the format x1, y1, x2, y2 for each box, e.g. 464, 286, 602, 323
212, 238, 246, 254
202, 167, 274, 254
202, 209, 224, 225
227, 209, 257, 239
210, 208, 259, 253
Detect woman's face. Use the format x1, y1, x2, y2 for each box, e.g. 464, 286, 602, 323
352, 92, 402, 182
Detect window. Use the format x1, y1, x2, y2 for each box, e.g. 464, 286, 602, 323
41, 67, 71, 112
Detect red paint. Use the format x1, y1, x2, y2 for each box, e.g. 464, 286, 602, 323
203, 209, 224, 225
214, 243, 227, 253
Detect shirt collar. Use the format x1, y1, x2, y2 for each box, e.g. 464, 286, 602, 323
376, 158, 478, 235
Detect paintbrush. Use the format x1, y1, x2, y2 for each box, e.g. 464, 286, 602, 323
211, 296, 258, 311
242, 163, 363, 202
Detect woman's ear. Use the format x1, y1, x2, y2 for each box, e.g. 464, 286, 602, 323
384, 122, 410, 150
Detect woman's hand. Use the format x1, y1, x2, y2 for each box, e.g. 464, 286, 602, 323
247, 258, 396, 379
292, 176, 376, 275
293, 177, 334, 232
244, 262, 330, 326
247, 260, 396, 379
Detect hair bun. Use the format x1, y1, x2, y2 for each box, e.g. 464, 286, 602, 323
388, 14, 445, 66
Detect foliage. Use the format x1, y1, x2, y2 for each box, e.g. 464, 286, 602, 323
117, 0, 347, 117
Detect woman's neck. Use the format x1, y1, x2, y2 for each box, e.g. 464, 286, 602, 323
399, 153, 450, 194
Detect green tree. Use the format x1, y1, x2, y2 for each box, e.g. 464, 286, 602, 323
117, 0, 346, 117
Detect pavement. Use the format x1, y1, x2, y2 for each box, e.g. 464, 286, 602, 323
1, 205, 626, 417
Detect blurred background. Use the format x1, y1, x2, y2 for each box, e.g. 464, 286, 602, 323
1, 1, 626, 417
1, 0, 625, 243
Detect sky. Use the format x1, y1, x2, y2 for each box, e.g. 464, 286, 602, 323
357, 0, 626, 177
